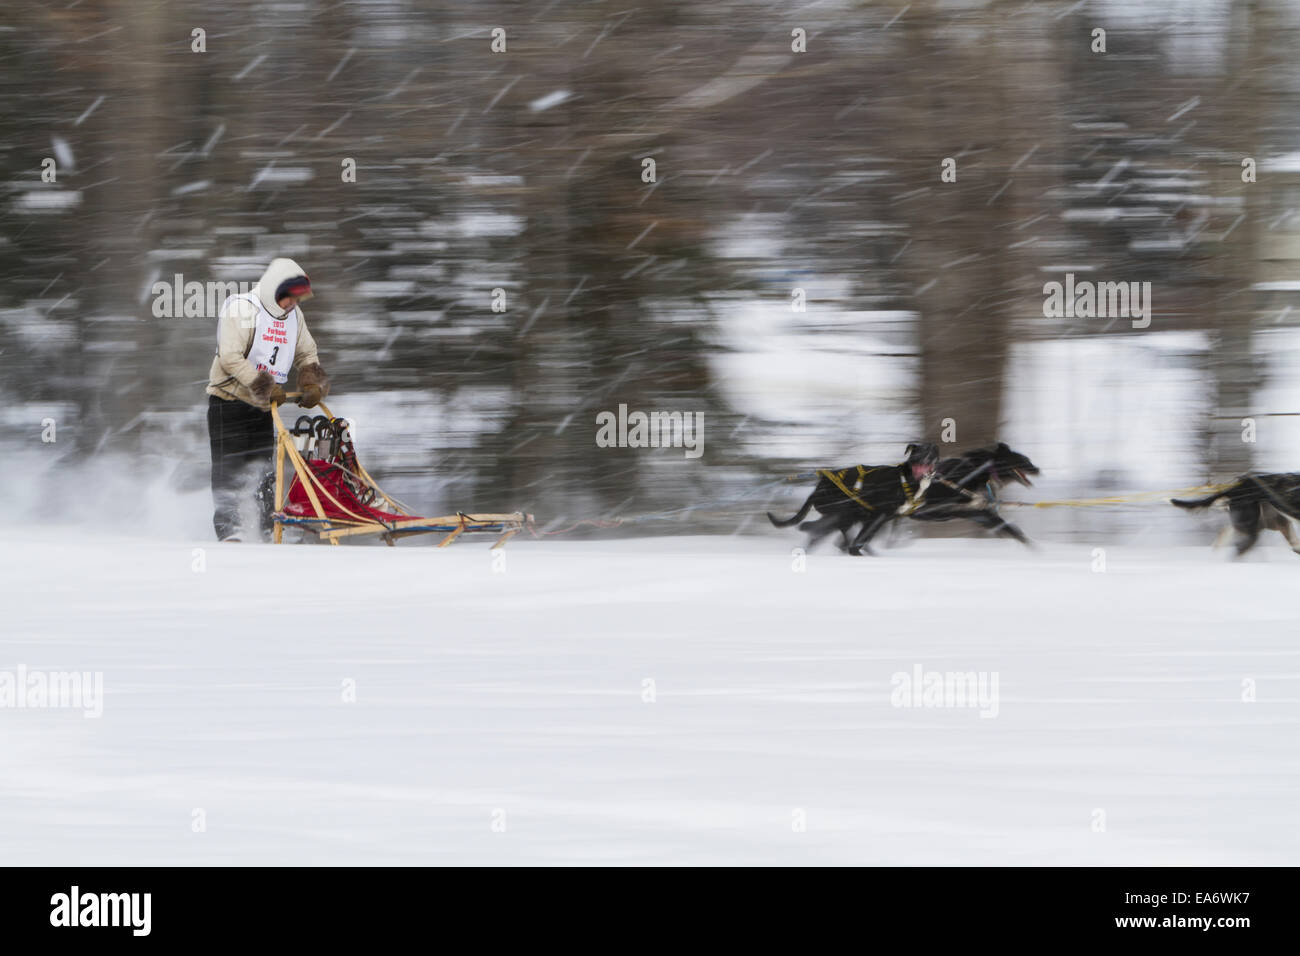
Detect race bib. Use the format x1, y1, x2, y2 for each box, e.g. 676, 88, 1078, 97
221, 292, 299, 384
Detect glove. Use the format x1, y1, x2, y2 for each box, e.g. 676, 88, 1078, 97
268, 384, 289, 406
250, 371, 274, 406
298, 363, 330, 408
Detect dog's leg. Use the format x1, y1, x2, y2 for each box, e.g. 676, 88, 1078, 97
798, 512, 839, 534
798, 512, 841, 551
988, 518, 1032, 545
987, 515, 1029, 546
847, 514, 892, 556
837, 519, 860, 552
968, 510, 1032, 546
884, 518, 898, 547
1212, 524, 1234, 550
1277, 518, 1300, 553
1229, 501, 1263, 557
1266, 510, 1300, 554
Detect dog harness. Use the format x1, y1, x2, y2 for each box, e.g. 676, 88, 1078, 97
816, 465, 932, 514
897, 474, 932, 515
817, 466, 878, 511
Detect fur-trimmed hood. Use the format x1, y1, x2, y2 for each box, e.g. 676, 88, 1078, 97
254, 257, 312, 316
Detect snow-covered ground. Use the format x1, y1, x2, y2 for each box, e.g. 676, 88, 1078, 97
1, 528, 1297, 865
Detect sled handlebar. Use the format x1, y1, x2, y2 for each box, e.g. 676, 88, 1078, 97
271, 393, 333, 417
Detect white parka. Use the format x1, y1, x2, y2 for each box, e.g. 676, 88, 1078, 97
206, 258, 324, 408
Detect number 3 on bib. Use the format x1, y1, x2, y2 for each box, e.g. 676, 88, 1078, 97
269, 346, 280, 366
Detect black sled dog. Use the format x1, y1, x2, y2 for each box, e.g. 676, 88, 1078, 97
1172, 473, 1300, 557
908, 443, 1040, 545
768, 443, 940, 556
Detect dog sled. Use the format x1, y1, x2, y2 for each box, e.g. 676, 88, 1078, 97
268, 395, 532, 548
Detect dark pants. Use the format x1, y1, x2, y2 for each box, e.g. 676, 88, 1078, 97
207, 394, 275, 541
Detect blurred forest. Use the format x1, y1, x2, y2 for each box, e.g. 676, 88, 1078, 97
4, 0, 1300, 536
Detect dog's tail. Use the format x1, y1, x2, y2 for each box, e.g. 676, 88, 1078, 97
768, 491, 815, 528
1171, 488, 1232, 510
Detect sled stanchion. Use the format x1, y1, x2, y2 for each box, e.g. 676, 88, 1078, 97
271, 404, 329, 532
273, 431, 286, 545
274, 408, 377, 526
271, 403, 358, 546
438, 514, 468, 548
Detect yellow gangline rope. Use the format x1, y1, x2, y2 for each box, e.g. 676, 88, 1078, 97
1000, 482, 1236, 509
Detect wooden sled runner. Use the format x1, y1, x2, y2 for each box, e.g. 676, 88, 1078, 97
269, 395, 533, 548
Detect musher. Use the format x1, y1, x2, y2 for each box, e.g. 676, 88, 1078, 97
205, 257, 330, 541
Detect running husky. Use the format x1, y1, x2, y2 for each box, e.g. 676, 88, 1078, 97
768, 443, 940, 556
1172, 473, 1300, 557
